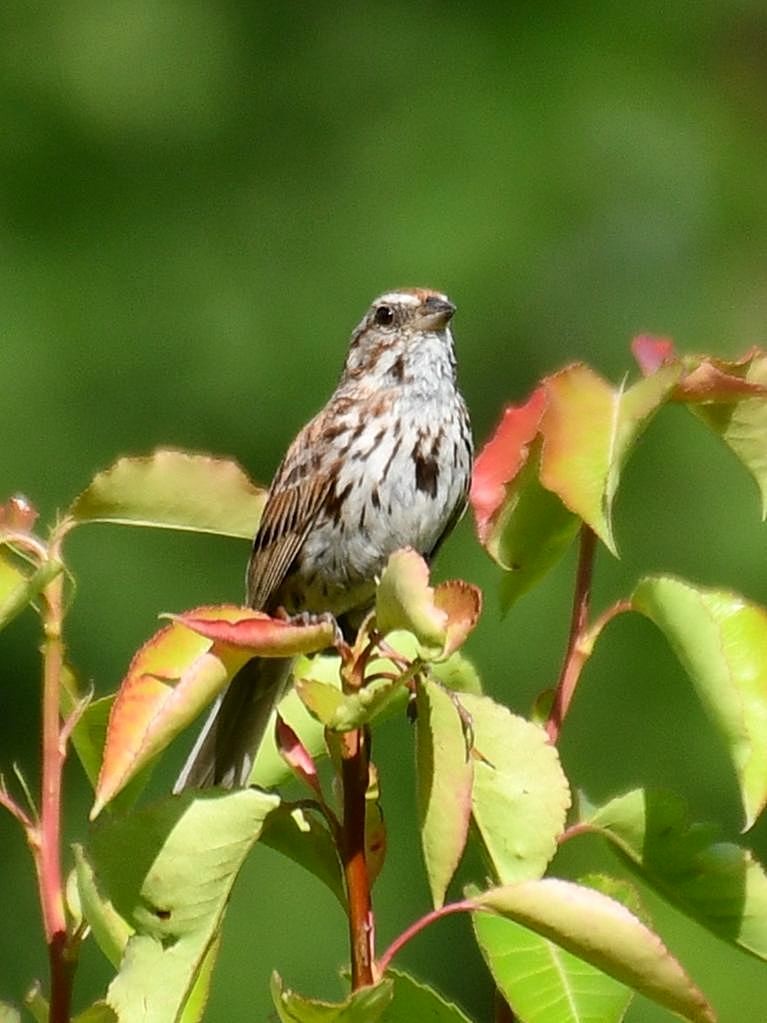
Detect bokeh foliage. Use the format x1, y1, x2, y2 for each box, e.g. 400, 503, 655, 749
2, 3, 767, 1020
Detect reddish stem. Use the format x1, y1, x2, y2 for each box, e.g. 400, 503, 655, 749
37, 564, 73, 1023
340, 727, 375, 989
377, 899, 475, 975
546, 526, 597, 743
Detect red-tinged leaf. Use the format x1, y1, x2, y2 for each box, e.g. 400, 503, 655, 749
376, 549, 447, 656
539, 363, 681, 554
433, 581, 482, 658
470, 388, 547, 540
275, 714, 321, 795
169, 605, 336, 657
631, 335, 676, 376
485, 437, 580, 608
0, 494, 38, 532
475, 879, 715, 1023
692, 352, 767, 516
68, 449, 266, 539
93, 611, 255, 817
677, 360, 767, 402
376, 550, 478, 660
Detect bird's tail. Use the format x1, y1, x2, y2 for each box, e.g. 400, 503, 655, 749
173, 657, 292, 792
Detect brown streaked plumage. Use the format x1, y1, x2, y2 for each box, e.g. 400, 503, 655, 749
175, 288, 472, 791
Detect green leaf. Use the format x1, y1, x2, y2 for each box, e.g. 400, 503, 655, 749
22, 985, 47, 1023
72, 1004, 119, 1023
74, 844, 134, 967
376, 550, 447, 655
632, 575, 767, 828
692, 353, 767, 516
474, 879, 715, 1023
296, 676, 404, 731
459, 693, 570, 883
0, 1002, 20, 1023
472, 874, 643, 1023
491, 442, 580, 610
0, 549, 60, 631
376, 551, 481, 660
473, 912, 633, 1023
270, 972, 393, 1022
250, 637, 482, 790
82, 789, 278, 1023
416, 678, 472, 908
380, 970, 473, 1022
260, 803, 345, 907
68, 449, 266, 539
539, 363, 681, 554
585, 788, 767, 961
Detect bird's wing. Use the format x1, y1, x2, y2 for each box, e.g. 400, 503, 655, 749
246, 465, 333, 611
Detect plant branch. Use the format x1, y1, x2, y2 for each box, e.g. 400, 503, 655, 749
377, 899, 475, 975
36, 540, 73, 1023
0, 784, 34, 831
339, 726, 375, 988
546, 525, 597, 743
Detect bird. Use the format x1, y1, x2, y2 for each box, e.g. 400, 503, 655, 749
174, 288, 473, 791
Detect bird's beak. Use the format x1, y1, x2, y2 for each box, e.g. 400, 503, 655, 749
418, 295, 456, 331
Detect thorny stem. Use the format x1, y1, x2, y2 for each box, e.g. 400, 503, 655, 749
37, 535, 74, 1023
546, 526, 597, 744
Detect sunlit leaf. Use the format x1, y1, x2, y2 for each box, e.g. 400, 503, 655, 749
491, 441, 580, 610
92, 610, 253, 816
72, 1003, 119, 1023
86, 789, 278, 1023
295, 676, 403, 731
632, 576, 767, 828
376, 549, 448, 656
473, 911, 633, 1023
475, 879, 715, 1023
380, 970, 472, 1022
376, 550, 480, 659
416, 677, 472, 908
692, 354, 767, 517
460, 693, 570, 884
74, 844, 134, 967
169, 605, 336, 656
470, 388, 547, 541
0, 1003, 20, 1023
0, 549, 60, 631
94, 605, 335, 815
250, 635, 482, 790
539, 363, 681, 554
585, 788, 767, 960
68, 449, 266, 539
270, 972, 393, 1022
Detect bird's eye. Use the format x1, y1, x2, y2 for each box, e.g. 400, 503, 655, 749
374, 305, 395, 327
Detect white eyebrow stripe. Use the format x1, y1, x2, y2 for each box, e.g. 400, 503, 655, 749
376, 291, 422, 306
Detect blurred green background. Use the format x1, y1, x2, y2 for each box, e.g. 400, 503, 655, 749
2, 2, 767, 1020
